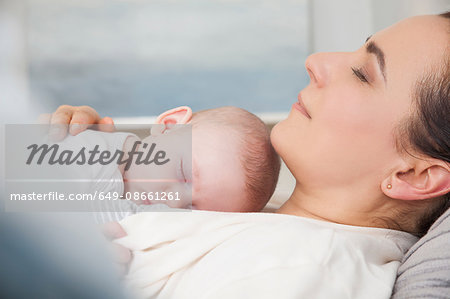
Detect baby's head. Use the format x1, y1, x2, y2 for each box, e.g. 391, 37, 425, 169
191, 107, 281, 211
153, 106, 281, 212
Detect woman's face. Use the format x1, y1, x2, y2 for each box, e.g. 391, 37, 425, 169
271, 15, 448, 194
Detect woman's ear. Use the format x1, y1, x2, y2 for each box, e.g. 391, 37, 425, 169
382, 158, 450, 200
151, 106, 192, 135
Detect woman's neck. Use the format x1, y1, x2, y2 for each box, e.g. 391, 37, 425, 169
275, 184, 396, 229
276, 195, 333, 223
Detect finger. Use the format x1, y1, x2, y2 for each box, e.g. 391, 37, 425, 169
116, 263, 128, 276
49, 105, 74, 141
99, 116, 114, 125
50, 105, 75, 125
69, 106, 101, 135
37, 113, 52, 124
68, 123, 89, 136
111, 243, 132, 264
98, 117, 116, 133
101, 221, 127, 240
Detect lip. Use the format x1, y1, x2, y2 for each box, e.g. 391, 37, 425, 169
292, 93, 311, 119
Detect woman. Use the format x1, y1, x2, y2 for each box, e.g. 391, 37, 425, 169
48, 13, 449, 298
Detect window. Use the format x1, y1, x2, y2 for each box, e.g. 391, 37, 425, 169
27, 0, 310, 117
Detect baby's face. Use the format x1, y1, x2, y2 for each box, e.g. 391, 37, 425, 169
190, 126, 248, 211
129, 125, 248, 211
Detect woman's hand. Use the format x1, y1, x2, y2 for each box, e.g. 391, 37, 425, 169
40, 105, 115, 141
101, 222, 132, 275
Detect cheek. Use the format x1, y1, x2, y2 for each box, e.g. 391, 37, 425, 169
320, 90, 375, 132
310, 95, 399, 178
167, 183, 192, 208
271, 91, 400, 185
317, 89, 392, 148
131, 161, 179, 192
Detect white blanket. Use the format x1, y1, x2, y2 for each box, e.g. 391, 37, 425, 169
116, 211, 417, 299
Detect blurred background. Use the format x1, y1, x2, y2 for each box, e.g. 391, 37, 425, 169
0, 1, 449, 297
1, 0, 448, 119
1, 0, 448, 210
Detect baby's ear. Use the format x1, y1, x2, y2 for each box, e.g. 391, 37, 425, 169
156, 106, 192, 125
151, 106, 192, 135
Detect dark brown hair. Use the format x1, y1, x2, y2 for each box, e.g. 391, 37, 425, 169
396, 12, 450, 237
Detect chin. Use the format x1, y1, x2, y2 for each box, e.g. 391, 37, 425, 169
270, 119, 291, 160
270, 118, 308, 179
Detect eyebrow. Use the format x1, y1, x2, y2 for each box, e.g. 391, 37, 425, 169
365, 36, 387, 83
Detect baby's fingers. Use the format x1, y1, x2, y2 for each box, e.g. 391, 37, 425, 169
112, 243, 132, 275
48, 105, 74, 141
47, 105, 108, 141
98, 116, 116, 133
101, 221, 127, 240
68, 105, 101, 135
111, 243, 132, 264
101, 222, 131, 274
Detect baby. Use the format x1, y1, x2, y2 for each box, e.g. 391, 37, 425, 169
44, 106, 280, 220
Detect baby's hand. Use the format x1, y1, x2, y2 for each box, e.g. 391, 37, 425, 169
39, 105, 115, 141
101, 221, 132, 275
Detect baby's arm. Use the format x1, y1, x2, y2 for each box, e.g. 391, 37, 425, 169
94, 200, 175, 224
118, 135, 142, 177
94, 199, 145, 224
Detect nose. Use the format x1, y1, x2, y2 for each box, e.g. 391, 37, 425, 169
304, 52, 335, 88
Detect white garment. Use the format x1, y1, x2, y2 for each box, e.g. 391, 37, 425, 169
54, 130, 178, 222
56, 130, 132, 192
54, 130, 134, 219
115, 211, 418, 299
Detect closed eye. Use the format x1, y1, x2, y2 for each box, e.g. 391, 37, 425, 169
178, 158, 187, 182
351, 67, 369, 83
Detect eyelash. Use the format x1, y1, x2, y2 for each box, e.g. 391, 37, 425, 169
178, 158, 187, 183
351, 67, 369, 83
